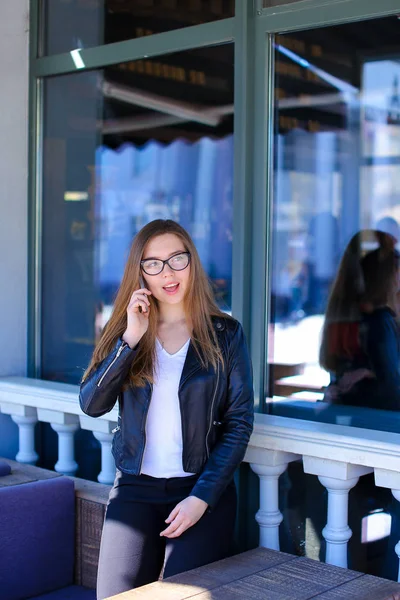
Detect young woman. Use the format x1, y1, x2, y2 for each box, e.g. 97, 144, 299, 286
320, 228, 400, 410
79, 219, 254, 600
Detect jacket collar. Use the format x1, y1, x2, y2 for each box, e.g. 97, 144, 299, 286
179, 341, 201, 389
179, 318, 225, 388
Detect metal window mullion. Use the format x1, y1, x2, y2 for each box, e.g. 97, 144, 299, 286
231, 0, 255, 337
248, 23, 275, 414
260, 0, 400, 32
28, 1, 44, 377
33, 78, 44, 378
32, 17, 235, 77
37, 0, 46, 59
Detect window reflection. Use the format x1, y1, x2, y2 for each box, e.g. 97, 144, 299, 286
270, 17, 400, 581
41, 45, 233, 383
321, 229, 400, 411
42, 0, 234, 56
269, 17, 400, 431
92, 136, 234, 345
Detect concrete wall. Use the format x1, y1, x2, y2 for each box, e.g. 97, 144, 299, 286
0, 1, 29, 376
0, 1, 29, 456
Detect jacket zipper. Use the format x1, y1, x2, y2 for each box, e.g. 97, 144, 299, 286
112, 405, 121, 434
138, 383, 152, 472
97, 342, 127, 387
205, 362, 219, 459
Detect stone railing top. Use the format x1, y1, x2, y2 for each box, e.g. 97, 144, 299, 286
0, 376, 118, 421
3, 377, 400, 473
247, 413, 400, 473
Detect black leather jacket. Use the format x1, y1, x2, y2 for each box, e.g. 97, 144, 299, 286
79, 316, 254, 508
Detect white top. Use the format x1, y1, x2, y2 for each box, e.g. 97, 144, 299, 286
140, 337, 196, 478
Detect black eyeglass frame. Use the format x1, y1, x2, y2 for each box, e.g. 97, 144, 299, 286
140, 251, 191, 276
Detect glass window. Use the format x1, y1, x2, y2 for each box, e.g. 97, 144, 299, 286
41, 0, 234, 56
269, 17, 400, 434
41, 45, 234, 384
269, 18, 400, 578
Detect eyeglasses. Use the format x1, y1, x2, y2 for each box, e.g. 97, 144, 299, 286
141, 252, 191, 276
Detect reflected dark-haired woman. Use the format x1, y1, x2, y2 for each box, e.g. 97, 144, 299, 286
320, 229, 400, 411
79, 219, 254, 599
317, 229, 400, 580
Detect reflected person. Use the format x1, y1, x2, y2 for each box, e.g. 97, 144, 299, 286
320, 229, 400, 410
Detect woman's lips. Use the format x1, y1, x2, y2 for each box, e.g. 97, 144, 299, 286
162, 283, 180, 295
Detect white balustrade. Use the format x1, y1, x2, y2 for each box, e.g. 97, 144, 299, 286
0, 376, 117, 483
3, 376, 400, 578
246, 414, 400, 570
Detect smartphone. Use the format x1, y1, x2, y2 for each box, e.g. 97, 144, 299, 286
138, 275, 145, 313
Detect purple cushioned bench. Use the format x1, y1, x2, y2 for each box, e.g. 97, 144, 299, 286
0, 476, 96, 600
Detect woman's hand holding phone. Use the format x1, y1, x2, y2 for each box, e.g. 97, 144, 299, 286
122, 279, 152, 349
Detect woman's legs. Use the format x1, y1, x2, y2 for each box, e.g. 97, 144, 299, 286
163, 482, 237, 578
96, 475, 237, 598
96, 495, 165, 600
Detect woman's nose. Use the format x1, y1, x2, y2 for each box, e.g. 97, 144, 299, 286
163, 263, 174, 276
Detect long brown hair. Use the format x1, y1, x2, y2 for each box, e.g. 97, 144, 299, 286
83, 220, 228, 386
319, 229, 399, 372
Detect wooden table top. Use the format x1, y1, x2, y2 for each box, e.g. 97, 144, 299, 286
105, 547, 400, 600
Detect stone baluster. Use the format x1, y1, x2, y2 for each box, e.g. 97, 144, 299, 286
392, 489, 400, 582
37, 408, 80, 476
93, 431, 116, 485
246, 447, 300, 550
374, 468, 400, 582
10, 408, 39, 464
50, 423, 79, 476
79, 415, 118, 485
318, 475, 359, 567
304, 457, 372, 568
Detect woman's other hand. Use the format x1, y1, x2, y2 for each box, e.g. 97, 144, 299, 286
160, 496, 208, 538
122, 287, 152, 348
